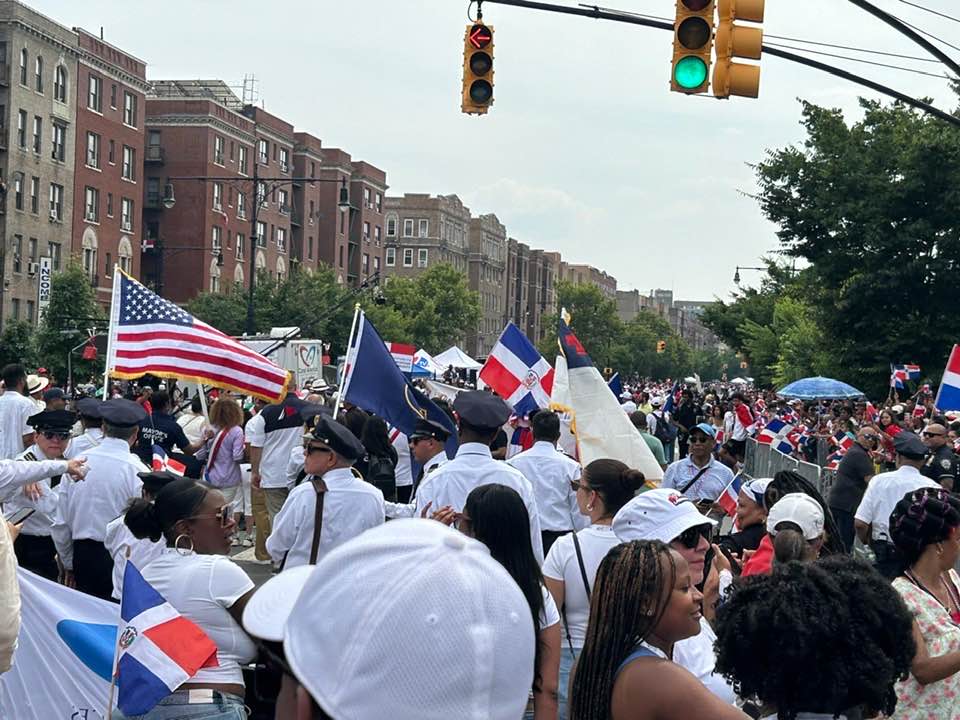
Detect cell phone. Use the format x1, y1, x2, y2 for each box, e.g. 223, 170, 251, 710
5, 508, 35, 525
719, 544, 743, 575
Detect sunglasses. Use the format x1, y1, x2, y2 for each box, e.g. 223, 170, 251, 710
187, 504, 232, 527
570, 480, 592, 493
305, 443, 333, 455
688, 434, 713, 443
675, 523, 712, 549
41, 430, 70, 441
923, 432, 945, 438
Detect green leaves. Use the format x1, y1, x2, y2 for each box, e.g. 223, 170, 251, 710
35, 264, 106, 380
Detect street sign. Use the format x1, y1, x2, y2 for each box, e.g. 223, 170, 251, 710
37, 256, 52, 320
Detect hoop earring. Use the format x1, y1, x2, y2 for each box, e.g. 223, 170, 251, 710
174, 533, 194, 556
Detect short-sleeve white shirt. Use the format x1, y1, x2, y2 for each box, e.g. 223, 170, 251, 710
0, 391, 36, 460
854, 465, 940, 541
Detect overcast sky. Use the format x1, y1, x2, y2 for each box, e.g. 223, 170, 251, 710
33, 0, 959, 300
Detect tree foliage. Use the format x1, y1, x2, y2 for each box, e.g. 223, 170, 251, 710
0, 320, 37, 369
36, 263, 106, 381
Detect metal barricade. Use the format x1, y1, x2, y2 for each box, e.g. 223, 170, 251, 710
743, 438, 823, 490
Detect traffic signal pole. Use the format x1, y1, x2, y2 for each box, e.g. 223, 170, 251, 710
480, 0, 960, 131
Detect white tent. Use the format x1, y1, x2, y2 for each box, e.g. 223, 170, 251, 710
730, 377, 750, 385
434, 346, 482, 371
411, 348, 442, 377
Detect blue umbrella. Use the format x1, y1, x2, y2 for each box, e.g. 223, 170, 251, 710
777, 376, 865, 401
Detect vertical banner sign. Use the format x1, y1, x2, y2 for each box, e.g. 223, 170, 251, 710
37, 256, 53, 320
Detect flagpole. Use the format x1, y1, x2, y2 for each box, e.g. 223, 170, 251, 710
105, 545, 131, 718
102, 266, 122, 400
196, 382, 209, 421
334, 304, 362, 417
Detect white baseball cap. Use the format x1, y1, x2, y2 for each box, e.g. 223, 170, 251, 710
241, 564, 313, 641
766, 493, 824, 541
613, 487, 716, 544
271, 519, 536, 720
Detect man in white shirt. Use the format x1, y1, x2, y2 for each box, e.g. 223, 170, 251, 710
244, 399, 272, 562
855, 431, 940, 579
267, 413, 384, 568
416, 391, 544, 562
507, 410, 585, 554
662, 423, 735, 508
391, 427, 414, 503
64, 398, 104, 459
384, 418, 451, 520
248, 391, 308, 523
0, 365, 36, 460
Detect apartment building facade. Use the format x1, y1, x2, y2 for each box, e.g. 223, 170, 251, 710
382, 193, 470, 280
466, 212, 506, 357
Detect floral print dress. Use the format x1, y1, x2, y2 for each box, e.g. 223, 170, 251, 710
892, 573, 960, 719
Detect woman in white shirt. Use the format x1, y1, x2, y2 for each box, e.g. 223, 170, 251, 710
543, 458, 646, 719
120, 478, 256, 720
460, 483, 561, 720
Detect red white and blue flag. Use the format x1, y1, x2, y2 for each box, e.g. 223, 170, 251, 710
757, 419, 796, 455
151, 445, 185, 476
717, 473, 745, 518
865, 402, 879, 424
937, 346, 960, 410
830, 430, 854, 453
385, 342, 417, 373
115, 561, 218, 716
480, 322, 555, 417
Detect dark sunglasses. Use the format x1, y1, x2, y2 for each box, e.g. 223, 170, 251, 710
305, 443, 333, 455
688, 434, 713, 443
675, 523, 712, 549
570, 480, 592, 493
923, 431, 945, 438
41, 430, 70, 441
187, 504, 232, 527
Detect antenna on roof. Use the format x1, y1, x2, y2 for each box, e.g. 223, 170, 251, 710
242, 74, 259, 106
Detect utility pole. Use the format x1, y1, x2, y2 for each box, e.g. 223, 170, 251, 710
246, 162, 259, 336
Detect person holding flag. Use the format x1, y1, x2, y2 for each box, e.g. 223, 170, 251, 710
718, 478, 771, 560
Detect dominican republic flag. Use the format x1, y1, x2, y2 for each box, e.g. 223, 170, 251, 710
891, 364, 910, 390
151, 445, 185, 476
825, 446, 848, 471
757, 419, 795, 455
714, 427, 725, 452
507, 420, 534, 460
830, 430, 854, 452
607, 372, 623, 399
385, 342, 416, 373
115, 562, 218, 716
895, 363, 922, 381
662, 381, 681, 415
717, 474, 745, 518
479, 322, 555, 417
865, 401, 879, 424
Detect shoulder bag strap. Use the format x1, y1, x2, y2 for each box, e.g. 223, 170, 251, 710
206, 428, 229, 469
679, 465, 710, 495
560, 531, 593, 656
308, 476, 329, 565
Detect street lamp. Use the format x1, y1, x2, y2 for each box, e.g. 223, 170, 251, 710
733, 265, 765, 284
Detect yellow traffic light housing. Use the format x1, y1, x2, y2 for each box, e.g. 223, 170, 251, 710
713, 0, 764, 98
461, 22, 495, 115
670, 0, 716, 94
657, 340, 667, 354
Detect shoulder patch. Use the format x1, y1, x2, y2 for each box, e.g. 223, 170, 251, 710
22, 452, 36, 462
942, 458, 953, 470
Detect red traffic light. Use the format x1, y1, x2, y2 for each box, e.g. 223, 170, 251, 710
469, 24, 492, 49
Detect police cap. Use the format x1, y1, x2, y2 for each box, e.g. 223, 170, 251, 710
75, 398, 104, 419
409, 418, 451, 443
453, 390, 512, 431
137, 470, 182, 494
100, 398, 148, 428
305, 415, 365, 461
894, 432, 928, 459
42, 387, 65, 402
27, 409, 77, 432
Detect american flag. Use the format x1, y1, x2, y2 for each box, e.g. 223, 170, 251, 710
106, 271, 290, 402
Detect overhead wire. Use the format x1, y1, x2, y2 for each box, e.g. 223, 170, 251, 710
896, 0, 960, 24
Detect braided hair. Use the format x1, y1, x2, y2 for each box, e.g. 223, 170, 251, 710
715, 558, 914, 720
890, 486, 960, 567
569, 540, 675, 720
765, 470, 845, 556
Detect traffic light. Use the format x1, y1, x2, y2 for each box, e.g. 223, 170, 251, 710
657, 340, 667, 354
713, 0, 764, 98
461, 22, 494, 115
670, 0, 716, 94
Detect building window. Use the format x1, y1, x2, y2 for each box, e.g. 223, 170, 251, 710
213, 182, 223, 211
110, 83, 117, 109
238, 146, 248, 175
10, 299, 19, 319
212, 226, 222, 252
256, 181, 267, 207
108, 139, 115, 164
374, 256, 380, 273
85, 186, 99, 222
82, 245, 96, 278
119, 247, 132, 275
88, 75, 102, 112
418, 249, 428, 268
34, 56, 42, 93
25, 300, 34, 322
121, 146, 135, 180
123, 91, 137, 126
16, 110, 26, 148
308, 200, 315, 224
403, 248, 413, 267
32, 116, 41, 154
277, 189, 289, 214
308, 236, 313, 259
363, 221, 370, 241
29, 177, 38, 214
214, 135, 224, 165
385, 247, 396, 266
257, 139, 268, 164
403, 219, 414, 237
18, 48, 26, 85
418, 219, 429, 237
51, 122, 66, 162
86, 131, 100, 168
362, 253, 369, 275
339, 245, 344, 267
363, 188, 371, 208
237, 191, 246, 219
106, 192, 113, 217
279, 147, 289, 173
374, 226, 382, 246
50, 183, 63, 220
48, 241, 61, 271
256, 221, 266, 248
54, 65, 66, 102
211, 272, 220, 294
147, 129, 161, 159
11, 235, 21, 273
120, 197, 133, 231
236, 233, 245, 260
104, 252, 112, 277
375, 192, 382, 213
12, 173, 22, 210
27, 238, 36, 264
277, 227, 286, 252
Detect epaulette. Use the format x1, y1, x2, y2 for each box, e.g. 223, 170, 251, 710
22, 451, 37, 462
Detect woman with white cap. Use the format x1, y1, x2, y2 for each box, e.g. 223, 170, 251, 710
569, 539, 748, 720
543, 459, 646, 719
766, 493, 826, 566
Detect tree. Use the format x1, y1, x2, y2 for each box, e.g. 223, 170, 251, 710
0, 320, 37, 369
539, 281, 622, 367
35, 264, 106, 382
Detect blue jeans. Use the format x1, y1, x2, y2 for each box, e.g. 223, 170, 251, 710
111, 690, 246, 720
559, 645, 578, 720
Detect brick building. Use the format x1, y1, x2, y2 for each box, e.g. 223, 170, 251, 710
73, 28, 147, 308
291, 131, 323, 273
506, 237, 531, 337
560, 261, 617, 299
467, 212, 506, 357
382, 193, 470, 279
0, 2, 78, 328
528, 249, 560, 342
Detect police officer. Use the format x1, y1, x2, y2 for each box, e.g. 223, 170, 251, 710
52, 398, 148, 599
267, 413, 384, 569
920, 422, 957, 491
64, 398, 104, 459
384, 418, 451, 520
4, 409, 76, 579
415, 390, 544, 562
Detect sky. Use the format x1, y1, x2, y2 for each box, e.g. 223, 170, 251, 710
31, 0, 959, 301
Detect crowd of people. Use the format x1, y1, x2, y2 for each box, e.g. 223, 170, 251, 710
3, 360, 960, 719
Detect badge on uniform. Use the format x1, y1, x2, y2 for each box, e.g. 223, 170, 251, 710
943, 459, 952, 470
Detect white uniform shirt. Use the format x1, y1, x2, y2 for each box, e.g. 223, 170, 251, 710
0, 457, 69, 498
104, 514, 165, 600
51, 437, 147, 570
64, 428, 104, 459
0, 519, 19, 673
384, 450, 448, 519
266, 467, 385, 568
245, 412, 301, 489
415, 442, 545, 563
391, 429, 413, 489
855, 464, 940, 542
507, 441, 586, 532
662, 455, 735, 501
0, 391, 36, 460
673, 617, 737, 704
2, 445, 61, 536
286, 445, 305, 486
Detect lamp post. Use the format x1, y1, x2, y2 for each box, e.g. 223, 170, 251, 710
160, 171, 352, 336
732, 265, 766, 284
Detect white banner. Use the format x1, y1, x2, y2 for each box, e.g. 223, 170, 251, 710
0, 569, 117, 719
37, 256, 53, 321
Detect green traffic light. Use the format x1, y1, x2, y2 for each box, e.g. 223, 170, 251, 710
674, 56, 707, 89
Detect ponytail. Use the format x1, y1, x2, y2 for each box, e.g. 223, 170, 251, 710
125, 478, 208, 545
583, 459, 647, 517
